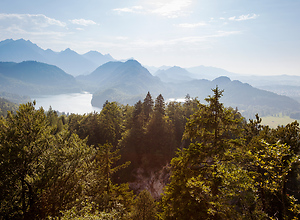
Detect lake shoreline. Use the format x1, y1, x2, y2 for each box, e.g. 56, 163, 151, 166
32, 92, 101, 115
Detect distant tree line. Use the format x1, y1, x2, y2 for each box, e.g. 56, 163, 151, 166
1, 89, 300, 219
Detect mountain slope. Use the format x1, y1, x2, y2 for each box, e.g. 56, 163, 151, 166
89, 60, 166, 106
0, 61, 80, 95
187, 65, 238, 80
0, 39, 47, 63
77, 61, 124, 87
155, 66, 194, 83
0, 39, 115, 76
83, 51, 115, 67
48, 48, 97, 75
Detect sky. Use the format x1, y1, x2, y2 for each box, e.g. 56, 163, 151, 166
0, 0, 299, 76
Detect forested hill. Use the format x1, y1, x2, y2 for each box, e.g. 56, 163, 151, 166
0, 61, 80, 95
0, 97, 18, 116
0, 91, 31, 104
81, 59, 166, 106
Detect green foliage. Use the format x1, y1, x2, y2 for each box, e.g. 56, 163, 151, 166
132, 190, 157, 220
59, 199, 127, 220
98, 102, 124, 147
2, 90, 300, 219
0, 102, 133, 219
160, 87, 300, 219
161, 87, 246, 219
0, 102, 95, 219
67, 101, 124, 148
0, 102, 50, 218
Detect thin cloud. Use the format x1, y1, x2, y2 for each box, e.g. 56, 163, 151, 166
129, 30, 240, 48
70, 19, 97, 26
0, 13, 66, 28
177, 22, 207, 28
0, 13, 69, 43
149, 0, 193, 18
229, 14, 259, 21
113, 1, 193, 18
113, 6, 144, 14
1, 25, 69, 39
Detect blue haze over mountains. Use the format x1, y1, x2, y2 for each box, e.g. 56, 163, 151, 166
0, 39, 115, 76
1, 38, 300, 119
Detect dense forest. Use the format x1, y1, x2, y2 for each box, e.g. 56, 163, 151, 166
1, 88, 300, 219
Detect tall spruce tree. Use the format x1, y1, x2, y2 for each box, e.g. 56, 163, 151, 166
161, 87, 248, 219
142, 92, 154, 124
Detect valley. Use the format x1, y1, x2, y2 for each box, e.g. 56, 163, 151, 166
1, 38, 300, 122
1, 1, 300, 218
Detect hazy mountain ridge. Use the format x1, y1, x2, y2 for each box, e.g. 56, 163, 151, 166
186, 65, 238, 80
1, 38, 300, 119
154, 66, 194, 83
77, 60, 300, 119
165, 76, 300, 114
87, 60, 166, 106
0, 39, 115, 76
154, 65, 300, 104
0, 61, 80, 95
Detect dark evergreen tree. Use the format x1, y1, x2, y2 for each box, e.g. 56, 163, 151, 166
132, 190, 157, 220
98, 101, 124, 147
143, 94, 175, 170
142, 92, 154, 124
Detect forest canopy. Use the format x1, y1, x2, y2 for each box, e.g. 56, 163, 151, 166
1, 88, 300, 219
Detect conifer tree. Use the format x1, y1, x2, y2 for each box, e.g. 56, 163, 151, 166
142, 91, 154, 123
132, 190, 157, 220
161, 87, 247, 219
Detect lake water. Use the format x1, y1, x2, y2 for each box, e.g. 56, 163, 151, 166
32, 92, 101, 114
32, 93, 186, 115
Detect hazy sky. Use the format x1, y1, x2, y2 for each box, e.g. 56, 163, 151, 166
0, 0, 299, 75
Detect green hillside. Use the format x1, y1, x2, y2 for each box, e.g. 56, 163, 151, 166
0, 97, 18, 116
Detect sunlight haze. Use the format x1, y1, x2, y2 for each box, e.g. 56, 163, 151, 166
0, 0, 299, 75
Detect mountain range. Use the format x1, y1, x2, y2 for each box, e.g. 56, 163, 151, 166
152, 65, 300, 102
78, 60, 300, 119
0, 39, 115, 76
1, 38, 300, 119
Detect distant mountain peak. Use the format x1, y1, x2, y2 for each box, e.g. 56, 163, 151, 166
212, 76, 231, 84
124, 59, 141, 65
104, 54, 113, 59
62, 48, 72, 52
84, 50, 104, 56
169, 66, 189, 72
16, 38, 27, 42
